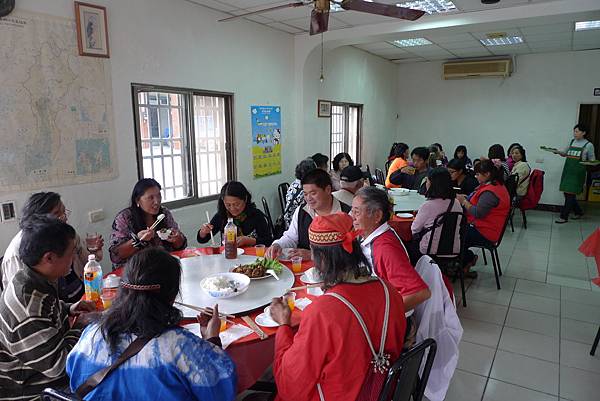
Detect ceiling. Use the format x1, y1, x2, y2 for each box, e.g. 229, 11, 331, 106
188, 0, 600, 62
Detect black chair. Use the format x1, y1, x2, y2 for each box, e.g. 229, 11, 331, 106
591, 326, 600, 356
425, 210, 468, 307
504, 174, 518, 232
384, 159, 393, 176
277, 183, 289, 214
261, 197, 275, 239
41, 388, 80, 401
375, 168, 386, 185
478, 211, 512, 290
378, 338, 437, 401
366, 165, 376, 186
0, 256, 3, 292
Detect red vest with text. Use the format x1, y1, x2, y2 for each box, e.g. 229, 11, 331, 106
467, 183, 510, 243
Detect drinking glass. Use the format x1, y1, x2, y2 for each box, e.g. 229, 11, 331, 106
291, 256, 302, 273
219, 318, 227, 332
255, 244, 266, 257
86, 232, 99, 252
284, 292, 296, 311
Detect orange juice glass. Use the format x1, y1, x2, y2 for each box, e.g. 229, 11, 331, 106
255, 244, 266, 257
291, 256, 302, 273
219, 318, 227, 332
285, 292, 296, 311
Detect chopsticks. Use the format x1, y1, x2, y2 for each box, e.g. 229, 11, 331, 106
205, 211, 216, 246
174, 301, 235, 323
289, 284, 321, 291
149, 213, 165, 231
241, 316, 268, 340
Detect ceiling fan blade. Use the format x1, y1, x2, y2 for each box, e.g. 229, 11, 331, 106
218, 1, 306, 22
310, 8, 330, 35
340, 0, 426, 21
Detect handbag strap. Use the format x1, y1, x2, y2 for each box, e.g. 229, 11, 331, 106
75, 336, 153, 398
324, 277, 391, 373
413, 198, 455, 242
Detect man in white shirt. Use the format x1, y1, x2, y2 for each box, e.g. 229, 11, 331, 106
332, 166, 368, 208
266, 169, 351, 261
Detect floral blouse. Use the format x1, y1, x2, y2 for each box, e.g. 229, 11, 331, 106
283, 179, 305, 228
109, 207, 187, 267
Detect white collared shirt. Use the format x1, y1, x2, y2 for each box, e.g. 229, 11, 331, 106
360, 222, 391, 272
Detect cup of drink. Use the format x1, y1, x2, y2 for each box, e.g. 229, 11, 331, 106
100, 291, 115, 310
86, 232, 99, 252
284, 291, 296, 311
219, 318, 227, 332
291, 256, 302, 273
211, 246, 221, 255
255, 244, 266, 257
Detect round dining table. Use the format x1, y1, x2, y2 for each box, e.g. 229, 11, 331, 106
111, 246, 315, 393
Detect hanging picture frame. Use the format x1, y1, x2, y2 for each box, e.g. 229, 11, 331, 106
75, 2, 110, 58
318, 100, 331, 118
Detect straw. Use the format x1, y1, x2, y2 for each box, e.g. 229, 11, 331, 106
289, 284, 321, 291
205, 210, 215, 245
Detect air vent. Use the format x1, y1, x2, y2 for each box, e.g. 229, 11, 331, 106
443, 59, 512, 79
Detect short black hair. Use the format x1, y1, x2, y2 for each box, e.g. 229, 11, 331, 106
301, 168, 333, 190
510, 145, 527, 162
311, 153, 329, 169
574, 123, 588, 134
488, 144, 506, 161
295, 158, 317, 180
20, 192, 62, 228
19, 215, 76, 267
426, 167, 455, 200
388, 142, 409, 159
411, 147, 430, 162
433, 143, 443, 151
507, 143, 522, 157
447, 158, 467, 173
475, 159, 504, 184
311, 241, 371, 289
332, 152, 354, 172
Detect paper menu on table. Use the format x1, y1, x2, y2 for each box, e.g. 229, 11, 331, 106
183, 323, 254, 349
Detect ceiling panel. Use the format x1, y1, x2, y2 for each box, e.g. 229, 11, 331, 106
333, 11, 398, 26
572, 41, 600, 51
424, 33, 476, 43
573, 30, 600, 42
370, 47, 412, 57
524, 32, 573, 43
528, 39, 572, 49
218, 0, 281, 8
266, 22, 306, 34
519, 22, 574, 35
450, 47, 493, 57
454, 0, 532, 12
391, 57, 427, 63
487, 43, 531, 55
471, 28, 521, 40
259, 5, 312, 21
354, 42, 397, 51
440, 40, 485, 50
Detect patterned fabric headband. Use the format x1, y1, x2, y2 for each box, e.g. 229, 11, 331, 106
121, 281, 161, 292
308, 213, 359, 254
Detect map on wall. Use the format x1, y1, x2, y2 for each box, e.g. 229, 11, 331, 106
0, 12, 117, 193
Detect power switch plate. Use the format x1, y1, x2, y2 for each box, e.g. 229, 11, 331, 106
88, 209, 105, 223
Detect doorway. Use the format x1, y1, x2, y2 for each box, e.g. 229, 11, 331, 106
578, 104, 600, 200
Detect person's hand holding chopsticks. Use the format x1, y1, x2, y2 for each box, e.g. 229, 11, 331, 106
197, 304, 221, 340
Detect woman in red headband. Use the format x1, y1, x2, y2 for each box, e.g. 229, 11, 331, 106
269, 213, 407, 401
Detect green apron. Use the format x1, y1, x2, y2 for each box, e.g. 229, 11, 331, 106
559, 139, 589, 194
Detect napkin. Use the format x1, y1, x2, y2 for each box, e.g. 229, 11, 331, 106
295, 297, 312, 311
183, 323, 253, 349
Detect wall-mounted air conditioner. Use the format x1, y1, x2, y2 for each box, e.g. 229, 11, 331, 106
442, 59, 512, 80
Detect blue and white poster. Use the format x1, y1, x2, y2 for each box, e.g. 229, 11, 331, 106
251, 105, 281, 178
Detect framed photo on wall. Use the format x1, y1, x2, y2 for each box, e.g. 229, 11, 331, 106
75, 2, 110, 58
318, 100, 332, 118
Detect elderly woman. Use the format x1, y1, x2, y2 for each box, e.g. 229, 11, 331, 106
109, 179, 186, 267
67, 248, 236, 400
351, 187, 430, 314
198, 181, 273, 247
1, 191, 104, 302
283, 158, 317, 228
269, 213, 407, 401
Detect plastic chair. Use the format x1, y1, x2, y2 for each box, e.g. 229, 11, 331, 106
478, 211, 512, 290
261, 197, 275, 238
425, 210, 467, 307
41, 388, 80, 401
377, 338, 437, 401
277, 183, 289, 214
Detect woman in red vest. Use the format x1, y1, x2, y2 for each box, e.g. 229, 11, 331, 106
456, 160, 510, 278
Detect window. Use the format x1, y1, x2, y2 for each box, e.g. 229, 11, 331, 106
330, 102, 362, 164
132, 84, 235, 207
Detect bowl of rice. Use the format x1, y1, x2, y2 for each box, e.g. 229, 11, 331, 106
200, 272, 251, 299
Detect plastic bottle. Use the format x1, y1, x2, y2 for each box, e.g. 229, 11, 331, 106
84, 254, 103, 310
224, 218, 237, 259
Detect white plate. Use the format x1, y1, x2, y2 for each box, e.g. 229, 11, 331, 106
255, 313, 279, 328
229, 266, 272, 280
300, 268, 323, 284
200, 272, 250, 299
237, 248, 245, 256
396, 213, 414, 219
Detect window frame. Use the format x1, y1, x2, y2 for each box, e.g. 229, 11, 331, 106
131, 83, 236, 209
329, 101, 363, 164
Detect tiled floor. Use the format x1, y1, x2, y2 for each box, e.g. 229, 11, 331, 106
439, 206, 600, 401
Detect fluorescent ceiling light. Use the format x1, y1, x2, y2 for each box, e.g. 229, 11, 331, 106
392, 38, 432, 47
480, 36, 524, 46
575, 20, 600, 31
396, 0, 456, 14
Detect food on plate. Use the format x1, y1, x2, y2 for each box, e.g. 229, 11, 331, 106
203, 276, 239, 293
232, 257, 283, 278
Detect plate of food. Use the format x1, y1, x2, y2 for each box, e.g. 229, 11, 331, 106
157, 228, 172, 240
231, 257, 284, 280
200, 272, 250, 299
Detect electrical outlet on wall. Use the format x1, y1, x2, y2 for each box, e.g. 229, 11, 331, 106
1, 201, 17, 222
88, 209, 105, 223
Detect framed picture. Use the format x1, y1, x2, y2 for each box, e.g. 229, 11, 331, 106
75, 2, 110, 58
318, 100, 332, 118
594, 87, 600, 96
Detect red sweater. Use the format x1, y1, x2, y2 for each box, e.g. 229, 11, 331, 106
274, 281, 406, 401
467, 183, 510, 243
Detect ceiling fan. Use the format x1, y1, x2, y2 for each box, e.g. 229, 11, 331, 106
218, 0, 426, 35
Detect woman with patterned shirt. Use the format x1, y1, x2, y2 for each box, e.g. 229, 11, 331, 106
109, 179, 186, 268
283, 158, 317, 228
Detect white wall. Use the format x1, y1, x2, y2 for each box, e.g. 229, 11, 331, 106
301, 45, 399, 169
0, 0, 296, 270
395, 50, 600, 205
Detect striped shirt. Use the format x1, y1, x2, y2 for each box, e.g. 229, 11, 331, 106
0, 267, 81, 401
